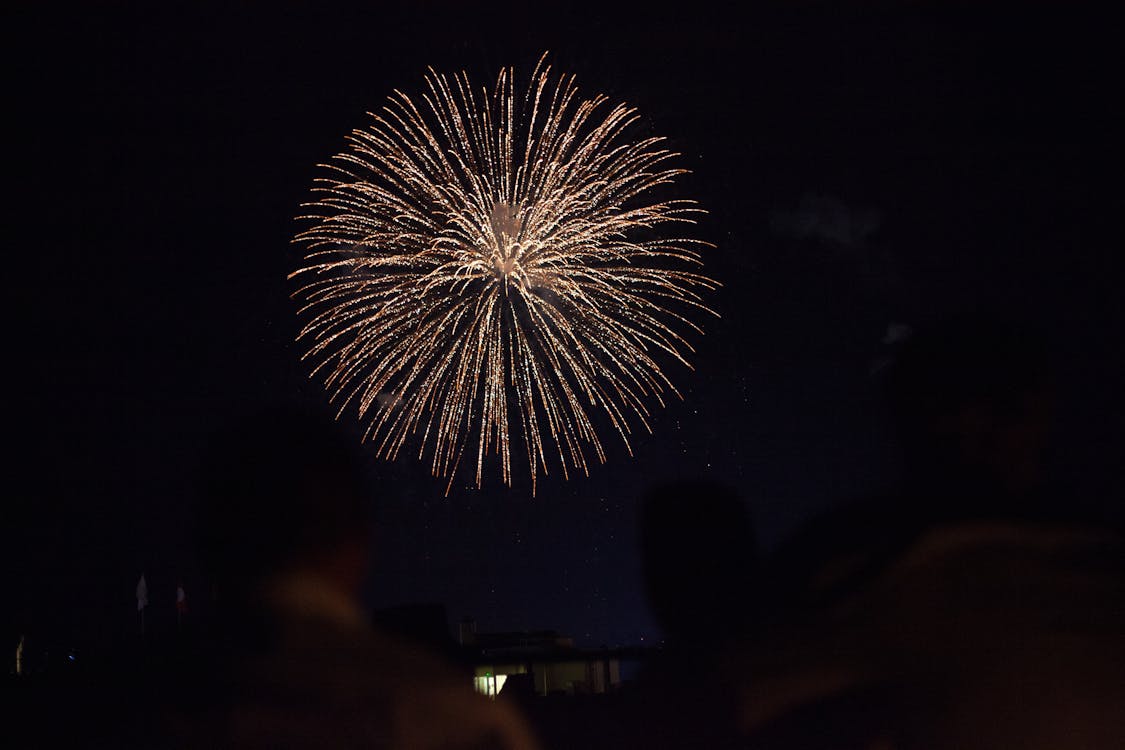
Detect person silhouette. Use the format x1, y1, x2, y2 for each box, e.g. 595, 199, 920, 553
639, 479, 758, 650
180, 406, 539, 750
741, 315, 1125, 748
619, 480, 758, 749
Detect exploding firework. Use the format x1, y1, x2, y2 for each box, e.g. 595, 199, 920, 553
291, 55, 718, 492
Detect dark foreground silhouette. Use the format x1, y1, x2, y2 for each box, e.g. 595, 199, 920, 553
738, 316, 1125, 749
174, 408, 538, 749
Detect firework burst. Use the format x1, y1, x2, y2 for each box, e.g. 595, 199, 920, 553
291, 55, 718, 492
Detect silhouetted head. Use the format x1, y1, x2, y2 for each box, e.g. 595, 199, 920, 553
884, 314, 1052, 503
197, 407, 369, 602
639, 480, 757, 646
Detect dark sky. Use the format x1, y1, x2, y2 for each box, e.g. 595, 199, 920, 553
11, 2, 1122, 650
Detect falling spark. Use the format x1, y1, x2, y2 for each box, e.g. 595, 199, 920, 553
291, 55, 718, 492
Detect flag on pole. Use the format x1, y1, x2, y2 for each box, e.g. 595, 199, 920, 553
136, 575, 148, 611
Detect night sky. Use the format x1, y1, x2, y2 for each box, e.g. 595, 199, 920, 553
11, 2, 1122, 651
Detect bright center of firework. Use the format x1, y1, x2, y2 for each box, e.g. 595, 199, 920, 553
489, 201, 525, 284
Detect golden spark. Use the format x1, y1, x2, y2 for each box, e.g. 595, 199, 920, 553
291, 55, 718, 493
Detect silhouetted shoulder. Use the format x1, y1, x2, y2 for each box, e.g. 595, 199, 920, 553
741, 520, 1125, 748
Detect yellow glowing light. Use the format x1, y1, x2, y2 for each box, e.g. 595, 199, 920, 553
473, 673, 508, 698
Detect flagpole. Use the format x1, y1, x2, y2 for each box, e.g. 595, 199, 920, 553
137, 574, 148, 638
176, 584, 186, 633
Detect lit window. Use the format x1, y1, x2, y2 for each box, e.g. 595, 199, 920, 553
472, 673, 507, 698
